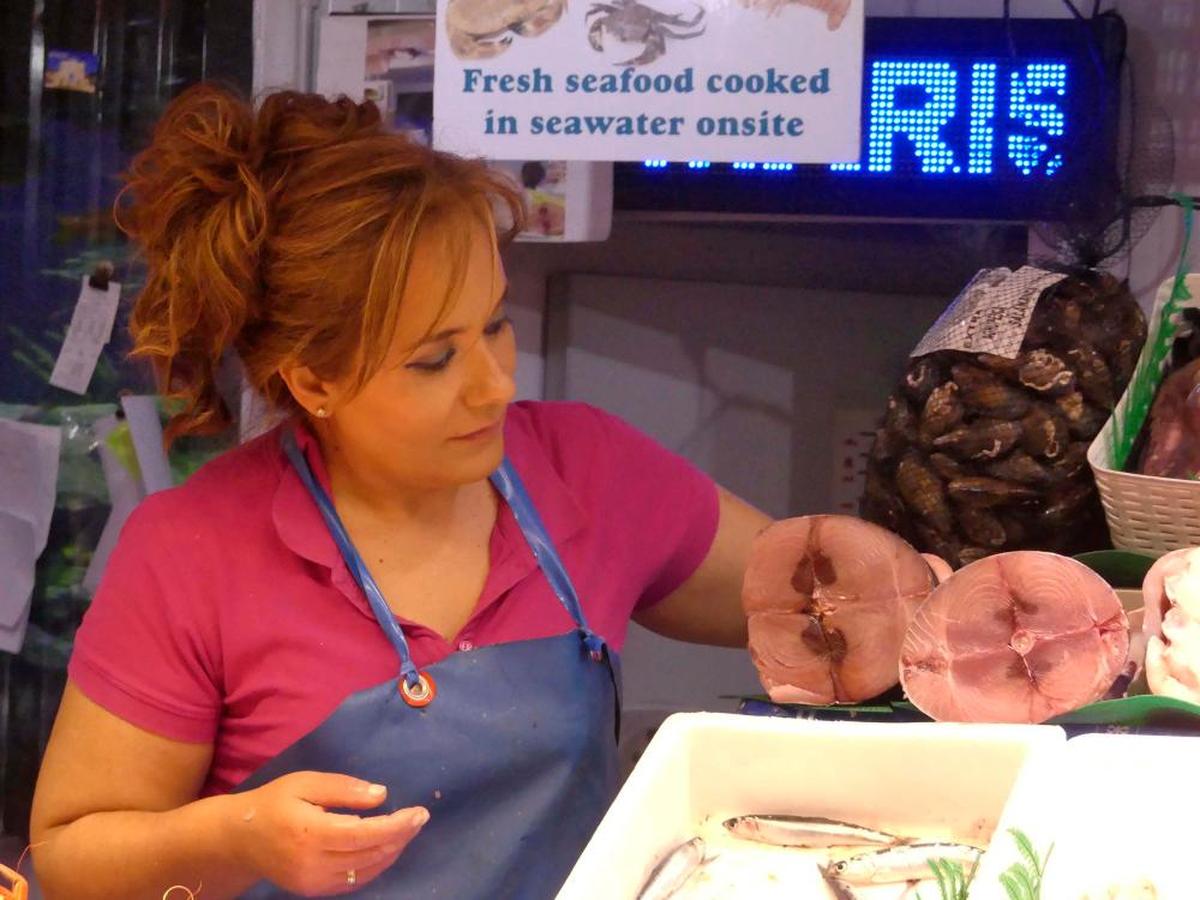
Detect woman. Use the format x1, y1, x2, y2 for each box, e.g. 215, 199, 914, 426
29, 85, 770, 899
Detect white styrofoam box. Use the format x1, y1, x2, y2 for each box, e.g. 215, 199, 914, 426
971, 732, 1200, 899
557, 712, 1066, 900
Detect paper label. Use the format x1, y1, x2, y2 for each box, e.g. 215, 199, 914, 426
0, 418, 63, 553
910, 266, 1067, 360
49, 277, 121, 395
120, 395, 174, 494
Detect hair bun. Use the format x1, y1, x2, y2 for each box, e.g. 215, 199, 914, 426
120, 84, 270, 441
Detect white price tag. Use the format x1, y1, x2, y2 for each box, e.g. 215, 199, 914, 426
49, 276, 121, 395
910, 266, 1068, 360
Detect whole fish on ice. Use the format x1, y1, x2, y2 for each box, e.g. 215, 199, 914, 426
723, 815, 900, 848
823, 842, 981, 885
636, 837, 707, 900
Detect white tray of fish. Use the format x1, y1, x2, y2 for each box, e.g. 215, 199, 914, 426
556, 713, 1065, 900
970, 732, 1200, 900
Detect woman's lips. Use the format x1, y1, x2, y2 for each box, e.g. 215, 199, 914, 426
453, 419, 503, 441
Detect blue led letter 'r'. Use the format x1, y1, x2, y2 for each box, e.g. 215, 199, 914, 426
867, 61, 958, 173
1008, 63, 1067, 176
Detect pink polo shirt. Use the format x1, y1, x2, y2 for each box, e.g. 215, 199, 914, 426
69, 401, 718, 795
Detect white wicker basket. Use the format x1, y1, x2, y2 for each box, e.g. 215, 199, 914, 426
1088, 273, 1200, 554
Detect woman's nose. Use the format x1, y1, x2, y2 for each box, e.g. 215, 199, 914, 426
465, 339, 516, 408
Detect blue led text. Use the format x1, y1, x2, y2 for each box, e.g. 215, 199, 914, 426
829, 59, 1068, 177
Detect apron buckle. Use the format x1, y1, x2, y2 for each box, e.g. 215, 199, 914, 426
399, 672, 437, 708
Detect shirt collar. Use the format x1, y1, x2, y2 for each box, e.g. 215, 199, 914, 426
269, 412, 588, 597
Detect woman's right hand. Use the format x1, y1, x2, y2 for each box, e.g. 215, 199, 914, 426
230, 771, 429, 896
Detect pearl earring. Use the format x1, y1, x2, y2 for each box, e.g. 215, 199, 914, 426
315, 407, 329, 418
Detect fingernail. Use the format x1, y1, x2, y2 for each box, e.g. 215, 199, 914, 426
367, 783, 387, 797
412, 809, 429, 828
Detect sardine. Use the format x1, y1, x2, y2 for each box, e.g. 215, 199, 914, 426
823, 842, 981, 886
636, 837, 706, 900
722, 815, 900, 849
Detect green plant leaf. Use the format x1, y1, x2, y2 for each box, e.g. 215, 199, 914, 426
999, 871, 1026, 900
1011, 828, 1040, 876
929, 858, 951, 900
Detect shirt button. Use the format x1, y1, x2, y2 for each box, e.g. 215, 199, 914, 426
458, 640, 474, 652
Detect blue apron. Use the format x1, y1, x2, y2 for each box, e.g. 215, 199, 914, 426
234, 431, 621, 898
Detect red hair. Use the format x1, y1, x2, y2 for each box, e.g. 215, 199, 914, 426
117, 84, 524, 443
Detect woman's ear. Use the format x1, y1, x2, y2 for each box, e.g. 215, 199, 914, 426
278, 363, 339, 418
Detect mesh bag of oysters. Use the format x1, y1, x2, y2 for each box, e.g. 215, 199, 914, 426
861, 265, 1147, 569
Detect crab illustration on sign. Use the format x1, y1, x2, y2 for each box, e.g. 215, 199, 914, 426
738, 0, 851, 29
586, 0, 706, 67
445, 0, 567, 60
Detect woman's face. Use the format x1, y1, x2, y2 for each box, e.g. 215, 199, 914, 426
321, 216, 517, 491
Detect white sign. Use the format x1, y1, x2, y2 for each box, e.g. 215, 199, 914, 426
316, 15, 613, 241
432, 0, 863, 161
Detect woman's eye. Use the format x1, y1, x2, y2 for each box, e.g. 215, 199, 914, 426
408, 348, 456, 372
484, 315, 512, 336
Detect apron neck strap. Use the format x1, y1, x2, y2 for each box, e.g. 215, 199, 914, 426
283, 431, 607, 681
282, 430, 422, 687
489, 459, 604, 658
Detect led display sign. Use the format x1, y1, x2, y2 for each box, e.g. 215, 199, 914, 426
614, 15, 1123, 220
